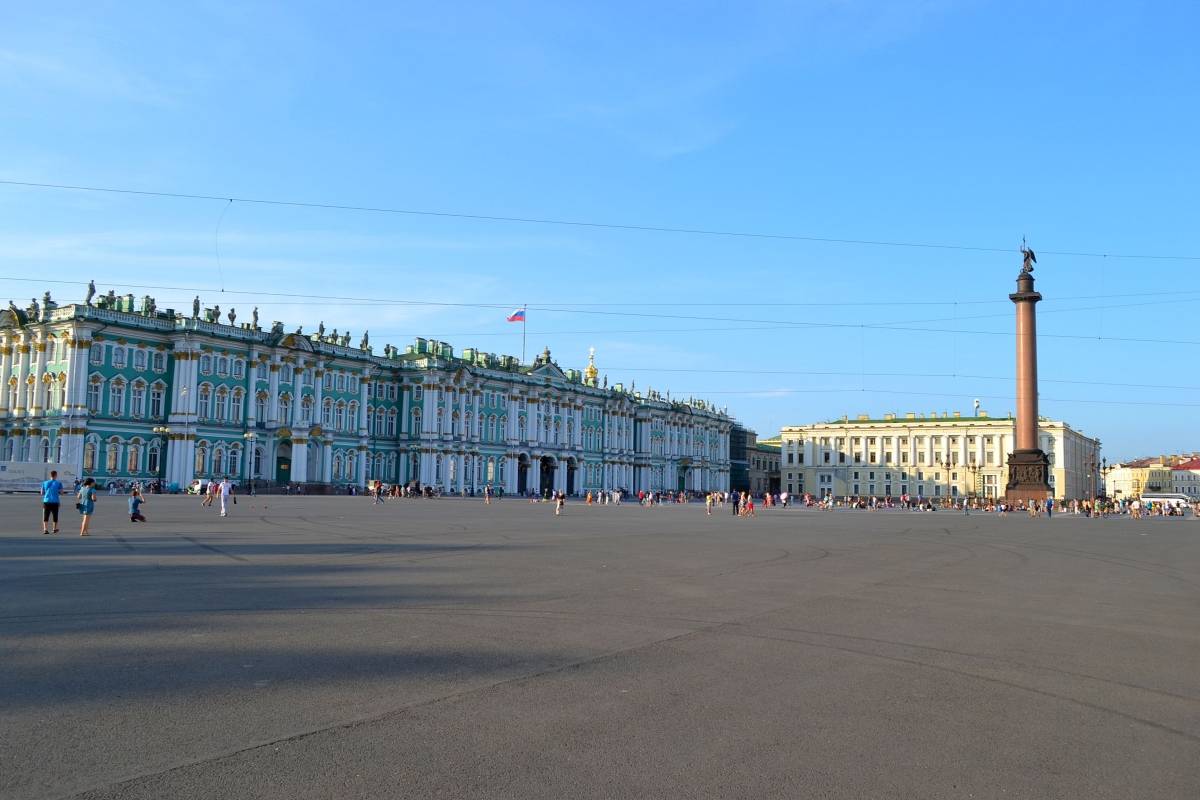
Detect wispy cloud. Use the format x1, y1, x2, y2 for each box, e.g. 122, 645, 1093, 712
0, 47, 176, 106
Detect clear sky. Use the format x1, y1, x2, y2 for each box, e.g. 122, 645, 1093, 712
1, 1, 1197, 460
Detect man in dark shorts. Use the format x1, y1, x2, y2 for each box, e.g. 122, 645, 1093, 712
41, 470, 64, 534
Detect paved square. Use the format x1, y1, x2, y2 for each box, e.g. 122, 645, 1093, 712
2, 496, 1197, 799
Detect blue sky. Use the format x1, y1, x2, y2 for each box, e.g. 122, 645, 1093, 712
1, 1, 1197, 459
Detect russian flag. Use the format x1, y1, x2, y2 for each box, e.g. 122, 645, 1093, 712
506, 308, 526, 323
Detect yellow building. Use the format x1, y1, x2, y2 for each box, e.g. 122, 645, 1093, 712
1106, 457, 1180, 500
779, 410, 1101, 502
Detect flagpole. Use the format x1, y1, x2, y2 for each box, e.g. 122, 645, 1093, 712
521, 304, 527, 364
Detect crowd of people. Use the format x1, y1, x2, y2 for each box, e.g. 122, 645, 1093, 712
32, 473, 1199, 538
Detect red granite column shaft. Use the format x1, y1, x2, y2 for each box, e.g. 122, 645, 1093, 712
1014, 292, 1039, 451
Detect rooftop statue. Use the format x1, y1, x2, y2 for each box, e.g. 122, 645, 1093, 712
85, 280, 96, 306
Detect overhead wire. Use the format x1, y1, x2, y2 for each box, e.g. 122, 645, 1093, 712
4, 178, 1200, 261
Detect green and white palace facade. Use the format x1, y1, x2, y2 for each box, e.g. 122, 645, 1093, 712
0, 294, 732, 494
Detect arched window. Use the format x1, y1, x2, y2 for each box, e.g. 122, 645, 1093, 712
256, 392, 268, 421
130, 380, 146, 417
386, 409, 397, 436
348, 401, 359, 430
411, 407, 421, 433
253, 446, 265, 478
211, 446, 225, 477
436, 408, 444, 434
334, 402, 346, 431
40, 437, 51, 463
451, 411, 461, 437
58, 374, 68, 409
127, 440, 142, 473
54, 437, 63, 463
278, 393, 291, 421
301, 395, 314, 424
333, 453, 343, 480
148, 442, 160, 475
150, 382, 166, 417
194, 442, 208, 475
109, 380, 126, 417
214, 387, 228, 421
518, 415, 527, 440
322, 398, 333, 425
105, 439, 120, 472
197, 385, 212, 419
231, 389, 244, 423
83, 438, 97, 471
226, 445, 241, 476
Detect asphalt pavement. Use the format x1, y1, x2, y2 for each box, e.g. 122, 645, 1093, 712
1, 494, 1197, 799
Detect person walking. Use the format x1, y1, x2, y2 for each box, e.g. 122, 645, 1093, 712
202, 478, 217, 507
218, 476, 233, 517
554, 490, 565, 516
129, 487, 147, 522
41, 469, 64, 534
76, 478, 97, 536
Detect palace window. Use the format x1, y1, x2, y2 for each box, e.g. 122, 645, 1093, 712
127, 441, 141, 473
279, 394, 291, 421
231, 390, 244, 423
109, 380, 126, 416
152, 351, 166, 371
199, 355, 212, 374
281, 365, 293, 383
233, 359, 244, 379
130, 381, 146, 417
133, 349, 147, 370
86, 379, 102, 413
194, 444, 207, 475
256, 392, 268, 421
322, 398, 333, 425
89, 344, 104, 364
106, 440, 120, 472
301, 396, 313, 424
334, 402, 345, 431
148, 444, 160, 475
348, 401, 358, 429
216, 356, 229, 376
323, 372, 332, 390
386, 409, 397, 436
84, 440, 97, 471
111, 347, 126, 369
197, 386, 212, 419
215, 388, 228, 421
257, 362, 269, 381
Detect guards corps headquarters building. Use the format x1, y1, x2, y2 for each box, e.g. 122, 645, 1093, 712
0, 290, 733, 495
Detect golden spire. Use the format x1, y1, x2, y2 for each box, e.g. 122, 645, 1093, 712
584, 346, 598, 386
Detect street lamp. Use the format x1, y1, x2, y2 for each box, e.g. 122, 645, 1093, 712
243, 430, 258, 489
152, 425, 170, 491
941, 459, 953, 508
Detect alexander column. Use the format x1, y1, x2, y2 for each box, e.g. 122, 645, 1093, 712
1005, 243, 1052, 505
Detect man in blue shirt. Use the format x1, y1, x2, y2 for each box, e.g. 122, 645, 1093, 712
41, 470, 63, 534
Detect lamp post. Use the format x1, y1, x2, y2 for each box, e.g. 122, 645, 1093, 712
152, 425, 170, 492
243, 430, 257, 494
941, 459, 953, 508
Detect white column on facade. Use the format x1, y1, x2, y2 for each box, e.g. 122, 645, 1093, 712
12, 334, 29, 414
355, 446, 367, 487
267, 359, 280, 424
400, 383, 411, 435
422, 384, 436, 435
291, 435, 309, 483
0, 333, 14, 417
358, 374, 370, 433
30, 333, 47, 416
289, 361, 303, 428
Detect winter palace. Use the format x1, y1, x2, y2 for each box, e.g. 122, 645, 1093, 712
0, 290, 733, 494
